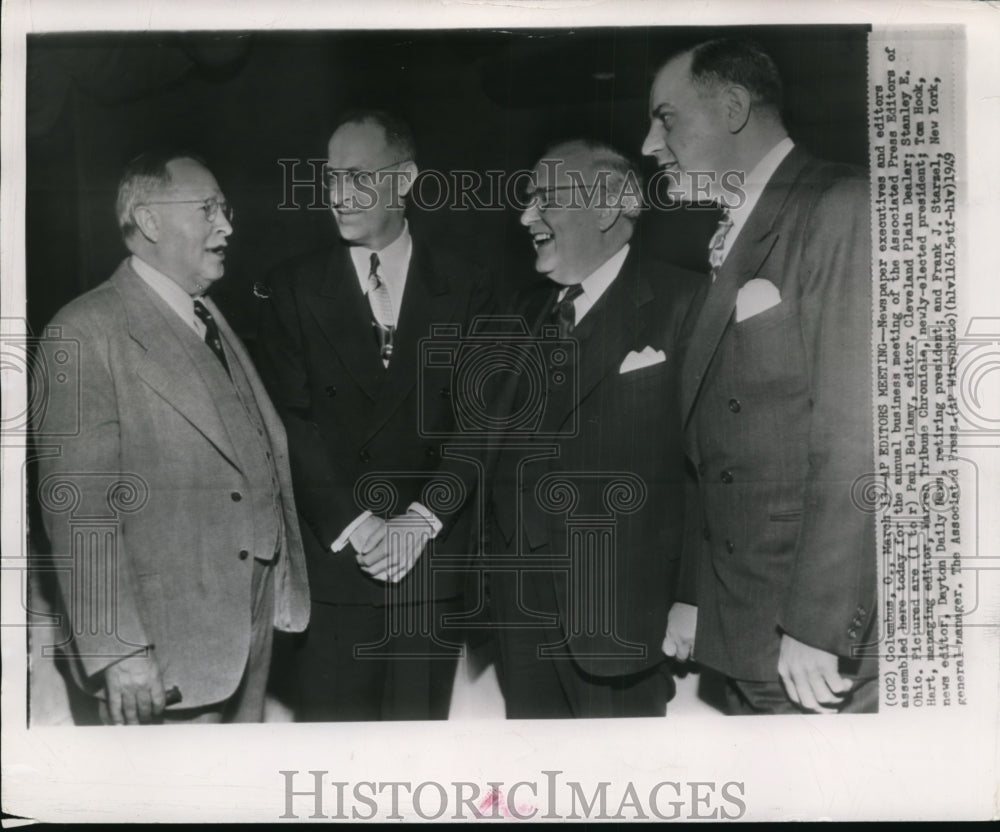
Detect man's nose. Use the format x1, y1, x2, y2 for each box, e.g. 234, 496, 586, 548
216, 211, 233, 236
328, 181, 347, 208
641, 123, 663, 158
520, 200, 541, 226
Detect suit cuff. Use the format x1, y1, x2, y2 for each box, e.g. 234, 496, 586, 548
332, 510, 373, 552
407, 502, 442, 537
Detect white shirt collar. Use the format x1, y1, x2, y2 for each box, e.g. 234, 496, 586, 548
130, 254, 203, 335
719, 136, 795, 262
558, 243, 630, 325
348, 221, 413, 322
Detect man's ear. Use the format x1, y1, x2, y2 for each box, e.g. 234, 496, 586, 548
597, 204, 623, 233
133, 206, 160, 243
722, 84, 752, 133
396, 161, 419, 199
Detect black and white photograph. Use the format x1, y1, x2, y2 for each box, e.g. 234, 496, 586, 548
2, 0, 998, 823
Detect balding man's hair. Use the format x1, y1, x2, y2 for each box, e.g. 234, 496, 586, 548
116, 149, 207, 241
545, 138, 645, 219
331, 109, 417, 163
684, 37, 784, 113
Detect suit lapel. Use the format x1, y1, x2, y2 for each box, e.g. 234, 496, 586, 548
680, 147, 810, 424
112, 264, 243, 472
548, 249, 651, 430
308, 245, 386, 400
205, 295, 285, 447
364, 239, 458, 443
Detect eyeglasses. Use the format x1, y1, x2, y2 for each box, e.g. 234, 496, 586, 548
324, 159, 412, 190
141, 197, 234, 224
520, 185, 581, 211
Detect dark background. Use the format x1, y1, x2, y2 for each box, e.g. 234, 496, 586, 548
26, 25, 870, 341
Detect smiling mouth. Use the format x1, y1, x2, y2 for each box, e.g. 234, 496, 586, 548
531, 231, 553, 250
207, 245, 227, 258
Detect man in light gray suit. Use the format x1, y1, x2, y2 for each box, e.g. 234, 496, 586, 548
35, 150, 310, 724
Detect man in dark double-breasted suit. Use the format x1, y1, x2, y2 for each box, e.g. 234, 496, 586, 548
256, 110, 493, 721
486, 139, 703, 718
644, 38, 877, 714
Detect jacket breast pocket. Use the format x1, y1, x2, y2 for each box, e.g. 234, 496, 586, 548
618, 357, 671, 385
731, 299, 807, 395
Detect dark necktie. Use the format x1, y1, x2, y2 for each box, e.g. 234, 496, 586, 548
551, 283, 585, 339
193, 299, 230, 377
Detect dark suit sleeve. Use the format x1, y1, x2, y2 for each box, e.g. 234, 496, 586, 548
35, 310, 150, 685
672, 273, 708, 606
255, 266, 359, 549
427, 262, 498, 543
777, 175, 876, 655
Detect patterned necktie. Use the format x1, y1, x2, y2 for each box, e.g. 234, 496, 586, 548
707, 207, 734, 282
193, 299, 230, 376
551, 283, 585, 339
367, 252, 395, 361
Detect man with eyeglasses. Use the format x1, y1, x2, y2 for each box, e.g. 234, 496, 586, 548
483, 139, 703, 718
35, 150, 310, 724
256, 110, 494, 721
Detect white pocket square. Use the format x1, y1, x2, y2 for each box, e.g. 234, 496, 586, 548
735, 278, 781, 322
619, 346, 666, 374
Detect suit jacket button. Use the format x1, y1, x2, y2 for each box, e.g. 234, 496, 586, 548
238, 549, 249, 560
360, 449, 371, 462
231, 491, 242, 502
725, 539, 735, 554
728, 398, 741, 413
720, 470, 734, 484
425, 447, 437, 458
325, 385, 337, 397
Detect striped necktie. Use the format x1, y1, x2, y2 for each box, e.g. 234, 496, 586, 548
193, 299, 230, 377
366, 252, 395, 362
551, 283, 585, 339
707, 208, 734, 282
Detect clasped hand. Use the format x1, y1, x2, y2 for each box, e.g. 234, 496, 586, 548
349, 513, 433, 583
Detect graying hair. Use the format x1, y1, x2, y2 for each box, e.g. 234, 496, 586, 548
115, 150, 206, 240
544, 138, 645, 219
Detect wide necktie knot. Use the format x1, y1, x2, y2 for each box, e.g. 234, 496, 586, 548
707, 207, 734, 281
551, 283, 585, 338
193, 299, 230, 376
